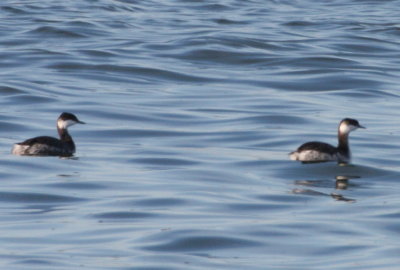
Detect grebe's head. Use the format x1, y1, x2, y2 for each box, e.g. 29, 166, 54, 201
57, 112, 85, 130
339, 118, 365, 135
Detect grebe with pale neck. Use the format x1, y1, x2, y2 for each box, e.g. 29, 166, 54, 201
289, 118, 365, 164
12, 112, 85, 157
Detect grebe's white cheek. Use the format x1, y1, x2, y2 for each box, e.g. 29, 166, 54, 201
58, 119, 77, 129
340, 123, 358, 134
339, 124, 349, 134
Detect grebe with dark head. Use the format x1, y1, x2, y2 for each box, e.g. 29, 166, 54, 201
12, 112, 85, 156
289, 118, 365, 164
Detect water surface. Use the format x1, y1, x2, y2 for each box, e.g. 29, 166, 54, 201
1, 0, 400, 269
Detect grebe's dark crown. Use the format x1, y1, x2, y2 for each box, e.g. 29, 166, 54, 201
58, 112, 85, 124
340, 118, 365, 129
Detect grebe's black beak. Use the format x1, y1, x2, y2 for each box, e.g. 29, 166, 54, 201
78, 120, 86, 124
358, 124, 365, 129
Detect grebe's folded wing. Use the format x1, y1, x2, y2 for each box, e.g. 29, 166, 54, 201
296, 141, 337, 154
17, 136, 62, 146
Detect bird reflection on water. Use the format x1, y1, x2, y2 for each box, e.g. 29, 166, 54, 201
292, 175, 361, 203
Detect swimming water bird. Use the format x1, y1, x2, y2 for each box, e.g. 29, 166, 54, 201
289, 118, 365, 164
12, 112, 85, 156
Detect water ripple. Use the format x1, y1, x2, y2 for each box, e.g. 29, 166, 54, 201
92, 211, 156, 221
48, 62, 219, 83
27, 26, 86, 38
0, 192, 84, 203
143, 233, 261, 252
129, 157, 199, 166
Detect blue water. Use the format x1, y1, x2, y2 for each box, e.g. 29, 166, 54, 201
1, 0, 400, 269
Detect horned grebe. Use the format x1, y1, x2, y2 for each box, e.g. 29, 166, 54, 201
12, 112, 85, 156
289, 118, 365, 164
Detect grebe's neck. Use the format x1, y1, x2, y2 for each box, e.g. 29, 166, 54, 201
58, 127, 72, 141
337, 128, 350, 157
57, 126, 76, 152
